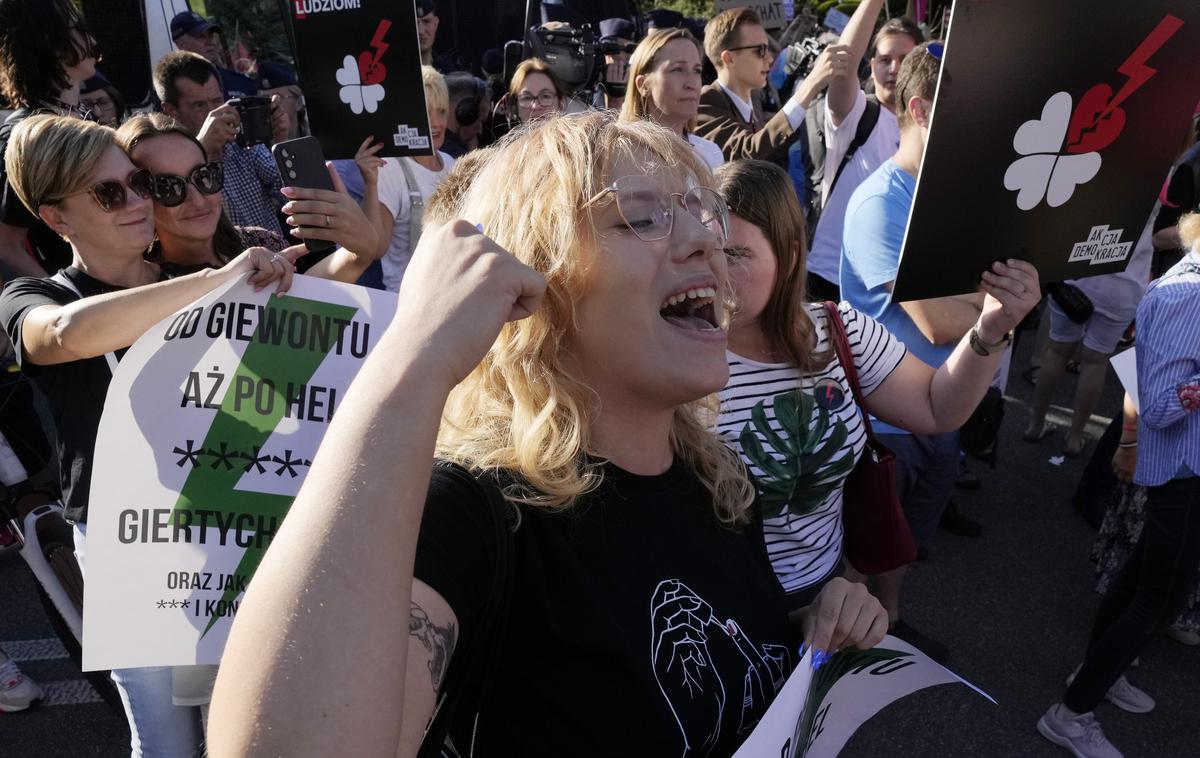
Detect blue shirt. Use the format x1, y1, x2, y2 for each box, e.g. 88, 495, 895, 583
1134, 250, 1200, 486
840, 159, 954, 435
220, 143, 284, 237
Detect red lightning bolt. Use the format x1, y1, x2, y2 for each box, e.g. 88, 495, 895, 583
366, 19, 392, 71
1101, 14, 1184, 118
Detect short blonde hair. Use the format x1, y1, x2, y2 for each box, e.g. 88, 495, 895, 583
619, 27, 702, 124
422, 65, 448, 113
439, 111, 755, 525
704, 7, 761, 70
1180, 212, 1200, 250
3, 114, 115, 212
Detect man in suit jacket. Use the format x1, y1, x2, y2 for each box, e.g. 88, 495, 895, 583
694, 8, 846, 163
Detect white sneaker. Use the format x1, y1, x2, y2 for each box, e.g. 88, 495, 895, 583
0, 654, 44, 713
1066, 666, 1155, 714
1037, 705, 1124, 758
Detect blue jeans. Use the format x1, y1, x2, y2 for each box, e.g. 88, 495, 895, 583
877, 430, 961, 550
74, 523, 205, 757
1063, 476, 1200, 713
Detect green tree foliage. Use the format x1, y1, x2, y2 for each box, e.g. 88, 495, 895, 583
204, 0, 294, 67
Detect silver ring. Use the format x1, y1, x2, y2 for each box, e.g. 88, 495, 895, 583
325, 214, 332, 227
270, 254, 282, 264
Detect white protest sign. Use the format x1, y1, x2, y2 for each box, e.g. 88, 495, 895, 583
1110, 348, 1138, 412
715, 0, 787, 30
733, 636, 993, 757
82, 275, 396, 671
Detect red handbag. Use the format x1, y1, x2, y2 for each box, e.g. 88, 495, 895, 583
822, 302, 917, 575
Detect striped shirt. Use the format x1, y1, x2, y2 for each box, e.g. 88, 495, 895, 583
718, 303, 906, 593
1134, 249, 1200, 486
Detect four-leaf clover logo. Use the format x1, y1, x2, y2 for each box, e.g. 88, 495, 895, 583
1002, 91, 1102, 211
336, 54, 386, 115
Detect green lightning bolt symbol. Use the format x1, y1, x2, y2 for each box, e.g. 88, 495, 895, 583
169, 294, 359, 636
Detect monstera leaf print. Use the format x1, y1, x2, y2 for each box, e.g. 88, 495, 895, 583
739, 389, 856, 519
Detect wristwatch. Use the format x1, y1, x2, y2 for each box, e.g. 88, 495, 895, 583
969, 328, 1013, 356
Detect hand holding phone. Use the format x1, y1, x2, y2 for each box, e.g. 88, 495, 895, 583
272, 137, 337, 254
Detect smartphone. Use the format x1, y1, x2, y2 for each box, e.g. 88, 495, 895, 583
271, 137, 336, 254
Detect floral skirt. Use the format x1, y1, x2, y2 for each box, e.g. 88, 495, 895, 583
1090, 483, 1200, 634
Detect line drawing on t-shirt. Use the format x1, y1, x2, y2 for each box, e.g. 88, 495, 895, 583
738, 389, 856, 518
650, 579, 790, 756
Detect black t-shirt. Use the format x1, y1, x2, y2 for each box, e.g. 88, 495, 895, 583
415, 460, 797, 757
0, 267, 154, 522
0, 110, 75, 275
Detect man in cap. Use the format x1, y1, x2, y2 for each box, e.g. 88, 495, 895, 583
170, 10, 259, 98
595, 17, 636, 111
257, 61, 304, 141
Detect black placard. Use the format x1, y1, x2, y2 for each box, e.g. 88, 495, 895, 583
893, 0, 1200, 301
284, 0, 432, 160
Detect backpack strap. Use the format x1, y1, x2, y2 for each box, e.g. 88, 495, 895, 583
50, 271, 119, 375
419, 462, 517, 758
396, 158, 426, 260
829, 97, 882, 194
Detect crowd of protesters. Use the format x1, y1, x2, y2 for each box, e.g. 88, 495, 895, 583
0, 1, 1196, 757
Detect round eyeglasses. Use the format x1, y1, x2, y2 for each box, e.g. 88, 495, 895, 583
585, 175, 730, 245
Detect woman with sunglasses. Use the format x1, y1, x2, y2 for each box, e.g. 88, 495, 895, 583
619, 27, 725, 170
0, 114, 292, 757
714, 160, 1040, 613
211, 112, 890, 757
117, 113, 381, 283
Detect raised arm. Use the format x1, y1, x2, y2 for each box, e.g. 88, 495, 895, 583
16, 248, 293, 366
208, 221, 546, 758
828, 0, 885, 125
868, 260, 1041, 434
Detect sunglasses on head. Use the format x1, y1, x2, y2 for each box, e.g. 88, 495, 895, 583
45, 168, 153, 212
727, 43, 770, 59
148, 163, 225, 207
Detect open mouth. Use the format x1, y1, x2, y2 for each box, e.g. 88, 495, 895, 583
659, 286, 722, 331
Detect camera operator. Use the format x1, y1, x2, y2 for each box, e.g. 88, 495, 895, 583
169, 10, 259, 100
443, 73, 491, 157
154, 52, 289, 236
593, 18, 636, 112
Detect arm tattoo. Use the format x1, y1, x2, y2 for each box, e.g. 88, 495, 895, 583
409, 602, 457, 692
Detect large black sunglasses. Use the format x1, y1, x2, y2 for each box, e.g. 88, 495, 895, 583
149, 163, 225, 208
44, 168, 153, 212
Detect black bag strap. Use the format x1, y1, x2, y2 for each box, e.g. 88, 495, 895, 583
419, 462, 517, 758
830, 96, 882, 194
822, 301, 877, 441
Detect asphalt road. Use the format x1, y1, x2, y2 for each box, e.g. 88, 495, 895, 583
1, 322, 1196, 757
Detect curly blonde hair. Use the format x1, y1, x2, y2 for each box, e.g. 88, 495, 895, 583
1180, 212, 1200, 251
438, 111, 755, 525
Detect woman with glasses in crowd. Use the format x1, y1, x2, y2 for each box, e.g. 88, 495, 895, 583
714, 160, 1040, 614
620, 27, 724, 170
211, 111, 890, 757
79, 72, 127, 127
0, 114, 292, 757
507, 57, 566, 124
117, 113, 382, 283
